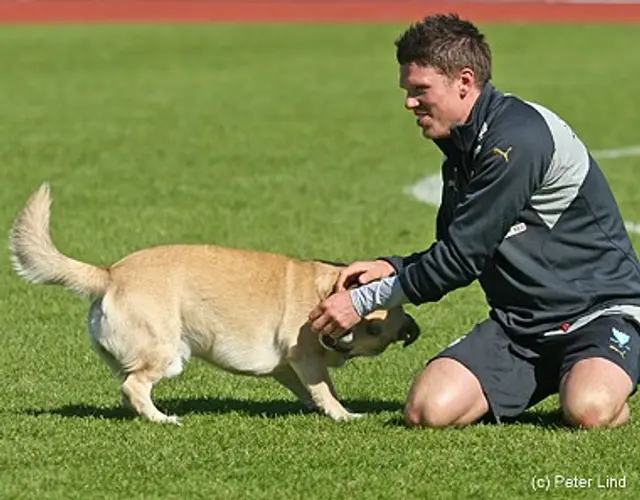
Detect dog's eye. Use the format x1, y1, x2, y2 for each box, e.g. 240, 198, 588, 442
367, 324, 382, 336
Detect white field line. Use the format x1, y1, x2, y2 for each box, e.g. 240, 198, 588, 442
591, 146, 640, 160
404, 145, 640, 235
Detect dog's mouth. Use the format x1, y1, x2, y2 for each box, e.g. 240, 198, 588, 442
320, 331, 354, 354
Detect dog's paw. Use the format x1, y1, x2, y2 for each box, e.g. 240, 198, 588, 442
345, 412, 365, 420
160, 415, 182, 426
168, 415, 183, 426
332, 411, 364, 422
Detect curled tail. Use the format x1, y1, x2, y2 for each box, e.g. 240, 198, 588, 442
9, 183, 110, 298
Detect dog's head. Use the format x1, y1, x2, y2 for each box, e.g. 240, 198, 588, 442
312, 260, 421, 357
319, 307, 421, 357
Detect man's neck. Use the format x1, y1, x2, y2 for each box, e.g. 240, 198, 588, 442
461, 88, 483, 125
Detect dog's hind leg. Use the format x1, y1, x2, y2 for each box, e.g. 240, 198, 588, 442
89, 296, 184, 425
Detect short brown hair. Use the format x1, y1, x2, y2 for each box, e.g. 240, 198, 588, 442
395, 13, 492, 87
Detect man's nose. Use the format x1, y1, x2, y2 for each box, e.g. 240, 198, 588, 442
405, 96, 419, 110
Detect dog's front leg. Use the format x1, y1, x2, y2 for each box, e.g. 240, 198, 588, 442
288, 358, 362, 421
272, 366, 316, 410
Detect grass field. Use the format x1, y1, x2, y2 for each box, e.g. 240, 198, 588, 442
1, 23, 639, 499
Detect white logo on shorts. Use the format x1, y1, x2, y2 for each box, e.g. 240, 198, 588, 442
504, 222, 527, 240
447, 335, 467, 349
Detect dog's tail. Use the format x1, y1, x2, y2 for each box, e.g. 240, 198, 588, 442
9, 183, 111, 298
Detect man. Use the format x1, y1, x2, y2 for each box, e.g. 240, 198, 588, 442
309, 13, 640, 429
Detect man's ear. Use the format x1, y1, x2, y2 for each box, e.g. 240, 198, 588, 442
458, 67, 476, 98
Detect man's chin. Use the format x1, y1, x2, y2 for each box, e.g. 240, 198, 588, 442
421, 127, 449, 140
421, 127, 438, 140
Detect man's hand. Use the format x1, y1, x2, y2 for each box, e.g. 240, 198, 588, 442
308, 291, 361, 336
335, 260, 396, 292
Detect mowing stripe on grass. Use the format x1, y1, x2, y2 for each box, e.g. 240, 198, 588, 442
404, 145, 640, 234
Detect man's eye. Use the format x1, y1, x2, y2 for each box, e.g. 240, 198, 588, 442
408, 87, 427, 98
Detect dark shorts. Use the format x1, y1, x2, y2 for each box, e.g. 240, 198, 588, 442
430, 314, 640, 423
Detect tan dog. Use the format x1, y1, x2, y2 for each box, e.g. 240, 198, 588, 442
9, 184, 420, 425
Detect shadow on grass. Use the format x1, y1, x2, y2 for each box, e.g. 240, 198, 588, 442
24, 399, 570, 430
23, 397, 405, 421
383, 408, 570, 430
501, 409, 570, 429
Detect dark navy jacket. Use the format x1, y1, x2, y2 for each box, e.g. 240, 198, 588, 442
383, 83, 640, 337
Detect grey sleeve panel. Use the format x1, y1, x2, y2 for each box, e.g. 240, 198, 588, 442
349, 276, 409, 317
525, 102, 591, 231
399, 103, 555, 304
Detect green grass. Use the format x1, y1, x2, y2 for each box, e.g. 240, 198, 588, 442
1, 24, 639, 499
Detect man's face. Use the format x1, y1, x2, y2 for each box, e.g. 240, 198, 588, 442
399, 62, 474, 140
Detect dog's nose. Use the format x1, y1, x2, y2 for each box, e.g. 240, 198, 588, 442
400, 315, 421, 348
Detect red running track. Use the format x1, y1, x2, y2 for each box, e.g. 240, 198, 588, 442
0, 1, 639, 24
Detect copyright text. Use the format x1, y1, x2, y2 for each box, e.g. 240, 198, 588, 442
531, 474, 627, 491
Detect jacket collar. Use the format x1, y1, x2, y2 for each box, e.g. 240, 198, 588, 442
434, 82, 501, 157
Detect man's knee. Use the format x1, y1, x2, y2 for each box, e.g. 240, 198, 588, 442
561, 358, 633, 429
563, 393, 628, 428
404, 357, 488, 429
404, 393, 455, 429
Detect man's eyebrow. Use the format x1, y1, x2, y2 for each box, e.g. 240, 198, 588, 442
400, 83, 430, 90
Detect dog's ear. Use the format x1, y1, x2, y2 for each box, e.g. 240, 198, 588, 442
314, 268, 341, 299
400, 316, 421, 348
313, 262, 359, 299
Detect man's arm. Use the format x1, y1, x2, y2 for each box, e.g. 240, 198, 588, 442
398, 130, 551, 305
351, 124, 554, 315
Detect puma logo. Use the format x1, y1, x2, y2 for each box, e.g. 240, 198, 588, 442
492, 146, 512, 163
609, 345, 627, 359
